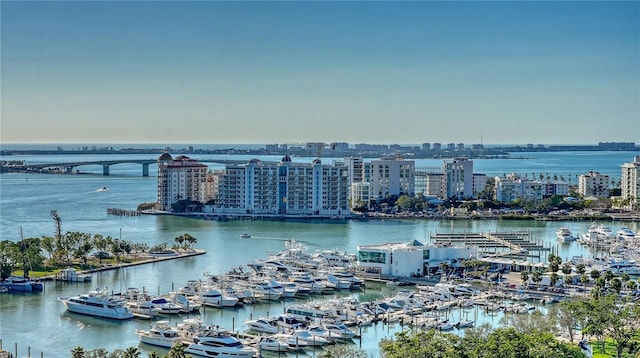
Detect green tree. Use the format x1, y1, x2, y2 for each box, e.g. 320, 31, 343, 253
93, 234, 108, 263
167, 343, 190, 358
71, 347, 86, 358
123, 346, 141, 358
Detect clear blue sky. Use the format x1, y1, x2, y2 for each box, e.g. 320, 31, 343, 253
1, 1, 638, 145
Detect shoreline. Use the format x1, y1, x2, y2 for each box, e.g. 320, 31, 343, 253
38, 249, 206, 281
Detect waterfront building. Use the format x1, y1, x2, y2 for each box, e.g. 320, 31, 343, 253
472, 174, 488, 197
422, 143, 431, 151
357, 239, 478, 277
367, 156, 415, 201
447, 143, 456, 150
350, 182, 371, 209
214, 156, 350, 216
432, 143, 442, 151
443, 158, 474, 200
579, 171, 611, 198
494, 174, 545, 203
621, 156, 640, 207
343, 157, 365, 184
157, 153, 208, 211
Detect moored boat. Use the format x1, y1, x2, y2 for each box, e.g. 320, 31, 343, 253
135, 320, 182, 348
0, 276, 44, 293
58, 288, 134, 320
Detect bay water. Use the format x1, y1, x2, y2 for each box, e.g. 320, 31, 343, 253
0, 150, 638, 357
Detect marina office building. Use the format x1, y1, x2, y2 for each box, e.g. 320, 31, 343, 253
357, 239, 478, 278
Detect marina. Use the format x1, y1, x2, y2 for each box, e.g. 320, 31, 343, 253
1, 150, 639, 357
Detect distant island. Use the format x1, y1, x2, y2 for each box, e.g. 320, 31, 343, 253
1, 141, 637, 160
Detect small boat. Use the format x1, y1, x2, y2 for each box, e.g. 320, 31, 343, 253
255, 336, 290, 353
0, 276, 44, 292
240, 233, 251, 238
125, 300, 161, 318
245, 317, 280, 334
135, 320, 182, 348
556, 227, 576, 243
96, 186, 109, 192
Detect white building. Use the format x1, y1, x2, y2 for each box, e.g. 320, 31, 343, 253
621, 156, 640, 207
343, 157, 365, 184
350, 182, 371, 209
443, 158, 474, 200
357, 239, 478, 277
494, 174, 568, 203
214, 156, 350, 216
157, 153, 208, 211
472, 174, 488, 197
579, 171, 611, 198
367, 157, 415, 201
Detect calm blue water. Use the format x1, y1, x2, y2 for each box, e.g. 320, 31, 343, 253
0, 151, 638, 357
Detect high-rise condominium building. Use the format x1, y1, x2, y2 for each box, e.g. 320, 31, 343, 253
621, 156, 640, 206
215, 156, 350, 216
157, 153, 208, 211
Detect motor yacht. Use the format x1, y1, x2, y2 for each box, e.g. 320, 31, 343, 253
58, 288, 133, 320
255, 336, 290, 353
244, 317, 280, 334
125, 299, 161, 318
149, 297, 183, 314
185, 327, 256, 358
555, 227, 576, 243
199, 288, 239, 307
616, 227, 636, 240
135, 321, 182, 348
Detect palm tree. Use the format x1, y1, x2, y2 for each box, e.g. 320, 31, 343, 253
123, 346, 141, 358
168, 342, 190, 358
71, 347, 85, 358
148, 352, 161, 358
561, 263, 573, 286
174, 234, 185, 252
520, 271, 530, 285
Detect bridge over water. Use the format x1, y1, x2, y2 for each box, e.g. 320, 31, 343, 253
5, 159, 250, 176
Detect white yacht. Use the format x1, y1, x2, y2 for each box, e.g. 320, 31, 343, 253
244, 317, 280, 334
125, 299, 161, 318
58, 288, 134, 320
149, 297, 183, 314
199, 288, 239, 307
185, 328, 256, 358
616, 227, 636, 240
556, 227, 576, 242
594, 224, 614, 239
135, 321, 182, 348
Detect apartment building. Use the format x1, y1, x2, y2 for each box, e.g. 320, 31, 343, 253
215, 156, 350, 216
621, 156, 640, 206
157, 153, 208, 211
578, 171, 611, 198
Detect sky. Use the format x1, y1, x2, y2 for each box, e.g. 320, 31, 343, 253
1, 1, 639, 146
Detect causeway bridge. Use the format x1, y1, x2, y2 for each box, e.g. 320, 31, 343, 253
4, 159, 249, 176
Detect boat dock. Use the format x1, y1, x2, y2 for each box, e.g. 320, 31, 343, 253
430, 231, 550, 259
